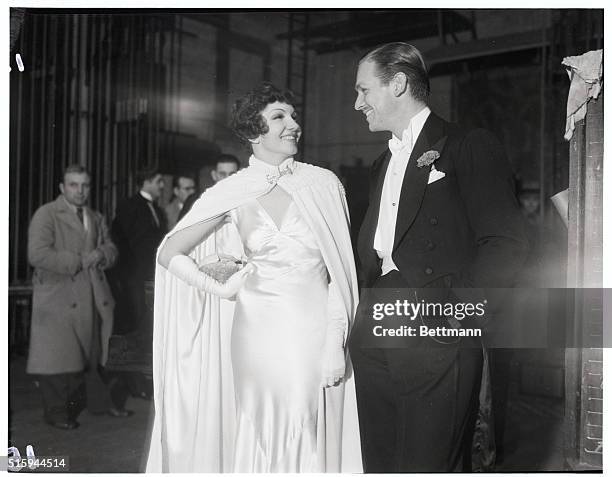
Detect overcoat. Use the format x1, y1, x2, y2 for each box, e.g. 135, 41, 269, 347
27, 196, 118, 374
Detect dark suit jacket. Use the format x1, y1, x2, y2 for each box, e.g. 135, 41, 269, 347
357, 112, 529, 297
112, 193, 167, 280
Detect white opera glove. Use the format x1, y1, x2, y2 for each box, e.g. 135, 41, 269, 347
168, 254, 253, 299
322, 281, 347, 388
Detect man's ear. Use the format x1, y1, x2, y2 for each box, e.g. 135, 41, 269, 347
211, 170, 218, 182
59, 183, 65, 195
391, 72, 408, 97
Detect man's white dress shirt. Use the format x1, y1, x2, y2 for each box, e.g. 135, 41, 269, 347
374, 106, 431, 276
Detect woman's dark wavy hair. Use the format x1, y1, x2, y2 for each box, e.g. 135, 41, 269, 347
231, 82, 295, 145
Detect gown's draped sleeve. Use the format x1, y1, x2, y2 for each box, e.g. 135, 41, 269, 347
282, 165, 362, 472
287, 166, 358, 333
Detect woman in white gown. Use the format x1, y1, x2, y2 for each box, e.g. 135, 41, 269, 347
146, 83, 362, 472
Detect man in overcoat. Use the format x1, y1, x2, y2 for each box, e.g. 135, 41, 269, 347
27, 164, 123, 429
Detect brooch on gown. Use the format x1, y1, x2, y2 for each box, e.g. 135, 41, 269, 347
265, 165, 294, 185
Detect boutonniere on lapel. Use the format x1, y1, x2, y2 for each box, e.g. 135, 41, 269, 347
416, 150, 446, 184
416, 150, 440, 168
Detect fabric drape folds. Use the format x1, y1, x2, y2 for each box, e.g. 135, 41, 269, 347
146, 157, 362, 473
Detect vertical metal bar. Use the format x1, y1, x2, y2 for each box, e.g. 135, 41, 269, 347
112, 16, 121, 202
173, 14, 183, 171
79, 14, 89, 167
91, 14, 98, 207
92, 15, 99, 207
38, 14, 48, 204
60, 14, 70, 169
137, 15, 143, 171
99, 14, 107, 215
87, 16, 96, 206
86, 15, 96, 193
145, 16, 153, 167
125, 16, 132, 193
48, 14, 58, 203
155, 18, 164, 168
437, 10, 445, 45
538, 13, 547, 226
27, 14, 38, 223
74, 13, 81, 165
95, 15, 104, 210
151, 18, 157, 171
300, 14, 309, 160
150, 16, 156, 167
287, 14, 293, 89
107, 15, 118, 217
168, 15, 175, 156
11, 13, 26, 282
127, 15, 135, 182
134, 16, 142, 171
68, 14, 77, 165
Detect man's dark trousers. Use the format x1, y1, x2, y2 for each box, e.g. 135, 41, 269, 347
349, 270, 483, 472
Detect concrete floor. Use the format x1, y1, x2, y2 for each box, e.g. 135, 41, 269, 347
8, 355, 564, 473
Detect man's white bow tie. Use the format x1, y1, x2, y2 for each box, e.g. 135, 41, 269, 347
266, 165, 294, 185
388, 131, 413, 157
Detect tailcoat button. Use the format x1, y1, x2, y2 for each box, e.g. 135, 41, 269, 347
425, 267, 433, 275
430, 218, 438, 225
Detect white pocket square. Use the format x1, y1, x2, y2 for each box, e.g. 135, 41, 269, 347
427, 166, 446, 184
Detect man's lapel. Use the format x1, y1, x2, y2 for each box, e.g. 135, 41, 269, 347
137, 193, 160, 229
55, 196, 86, 235
83, 207, 98, 251
393, 113, 448, 252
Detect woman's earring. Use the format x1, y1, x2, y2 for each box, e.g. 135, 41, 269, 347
249, 136, 261, 145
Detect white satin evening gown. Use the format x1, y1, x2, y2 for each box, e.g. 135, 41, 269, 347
228, 197, 330, 472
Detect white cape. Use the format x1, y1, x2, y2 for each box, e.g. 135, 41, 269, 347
146, 158, 362, 472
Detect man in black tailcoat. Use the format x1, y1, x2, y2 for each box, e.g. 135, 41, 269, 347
349, 42, 529, 472
112, 168, 167, 334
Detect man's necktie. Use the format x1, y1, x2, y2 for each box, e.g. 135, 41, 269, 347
76, 207, 84, 225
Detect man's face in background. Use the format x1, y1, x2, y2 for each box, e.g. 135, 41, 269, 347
60, 172, 91, 207
174, 177, 196, 204
142, 174, 165, 200
211, 161, 238, 183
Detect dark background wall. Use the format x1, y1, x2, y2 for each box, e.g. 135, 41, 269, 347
9, 8, 602, 284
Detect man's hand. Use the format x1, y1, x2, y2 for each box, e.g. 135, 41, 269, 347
81, 250, 104, 270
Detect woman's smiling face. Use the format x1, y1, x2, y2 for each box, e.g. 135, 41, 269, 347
253, 102, 301, 164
